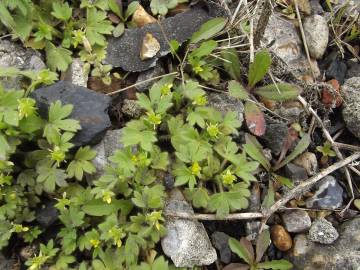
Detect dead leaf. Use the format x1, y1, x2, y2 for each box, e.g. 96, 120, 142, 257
132, 5, 157, 27
244, 101, 266, 136
322, 79, 342, 108
140, 33, 161, 60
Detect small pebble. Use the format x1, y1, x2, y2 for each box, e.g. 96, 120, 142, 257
282, 209, 312, 233
270, 225, 293, 251
308, 218, 339, 244
293, 152, 318, 176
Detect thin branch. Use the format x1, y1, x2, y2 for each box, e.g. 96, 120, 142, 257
106, 72, 178, 96
253, 0, 272, 49
294, 0, 316, 80
334, 142, 360, 152
262, 152, 360, 220
297, 95, 355, 214
164, 211, 264, 221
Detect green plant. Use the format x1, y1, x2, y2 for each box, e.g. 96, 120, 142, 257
316, 141, 336, 165
224, 50, 300, 136
228, 230, 293, 270
150, 0, 188, 16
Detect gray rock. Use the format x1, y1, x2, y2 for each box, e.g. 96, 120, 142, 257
310, 0, 325, 14
211, 231, 231, 263
91, 129, 124, 179
342, 77, 360, 139
293, 152, 318, 176
0, 253, 17, 270
106, 7, 213, 72
308, 218, 339, 244
275, 106, 304, 124
247, 183, 261, 211
305, 175, 344, 209
346, 60, 360, 79
303, 15, 329, 59
121, 99, 143, 118
245, 221, 261, 241
135, 64, 165, 92
282, 209, 311, 233
161, 189, 217, 267
261, 118, 288, 156
262, 12, 320, 78
31, 81, 111, 146
62, 58, 88, 87
0, 39, 46, 90
36, 202, 59, 228
325, 57, 347, 84
284, 163, 308, 184
288, 218, 360, 269
207, 92, 244, 126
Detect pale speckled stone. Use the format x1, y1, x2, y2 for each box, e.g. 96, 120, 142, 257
287, 218, 360, 269
303, 15, 329, 59
282, 209, 311, 233
161, 189, 217, 267
308, 218, 339, 244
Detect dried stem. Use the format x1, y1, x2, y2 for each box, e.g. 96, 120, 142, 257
262, 152, 360, 220
294, 0, 316, 79
253, 0, 272, 49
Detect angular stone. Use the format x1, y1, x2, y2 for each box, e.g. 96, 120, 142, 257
36, 201, 59, 228
306, 175, 344, 210
207, 92, 244, 127
106, 7, 213, 72
262, 12, 320, 78
0, 39, 45, 90
303, 15, 329, 59
325, 57, 347, 85
91, 129, 124, 180
284, 163, 308, 183
62, 58, 88, 87
342, 77, 360, 139
293, 152, 318, 176
31, 81, 111, 146
211, 231, 231, 263
282, 209, 311, 233
288, 218, 360, 269
135, 63, 165, 92
308, 218, 339, 244
161, 189, 217, 267
261, 118, 288, 156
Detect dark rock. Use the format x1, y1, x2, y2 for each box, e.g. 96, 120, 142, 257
346, 60, 360, 79
325, 57, 347, 84
247, 183, 261, 211
282, 209, 311, 233
342, 77, 360, 139
207, 92, 244, 126
31, 81, 111, 146
211, 231, 231, 263
284, 163, 308, 183
245, 221, 261, 241
106, 7, 213, 72
0, 253, 17, 270
261, 118, 288, 156
305, 175, 344, 209
164, 173, 175, 190
135, 63, 165, 92
36, 202, 59, 228
308, 218, 339, 244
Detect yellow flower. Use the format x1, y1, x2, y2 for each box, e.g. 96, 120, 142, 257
193, 65, 204, 74
49, 146, 66, 166
207, 123, 220, 138
193, 95, 207, 106
161, 83, 173, 96
190, 162, 201, 176
146, 111, 162, 126
90, 239, 100, 248
222, 169, 236, 185
102, 190, 113, 204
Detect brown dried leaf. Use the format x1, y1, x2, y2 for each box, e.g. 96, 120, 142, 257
244, 101, 266, 136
